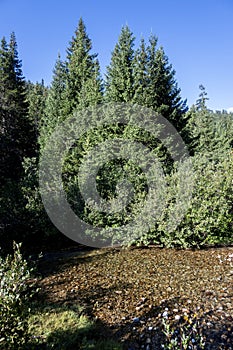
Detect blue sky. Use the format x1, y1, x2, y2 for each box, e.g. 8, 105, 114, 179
0, 0, 232, 111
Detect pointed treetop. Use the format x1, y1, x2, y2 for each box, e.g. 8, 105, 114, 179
1, 36, 8, 51
105, 25, 135, 102
62, 18, 102, 114
196, 84, 209, 111
67, 17, 94, 61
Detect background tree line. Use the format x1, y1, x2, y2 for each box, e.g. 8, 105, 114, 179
1, 18, 233, 251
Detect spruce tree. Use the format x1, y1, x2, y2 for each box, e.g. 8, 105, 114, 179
44, 18, 103, 185
39, 54, 67, 148
27, 79, 48, 146
0, 33, 36, 183
64, 18, 102, 115
105, 26, 135, 102
105, 29, 187, 133
0, 33, 37, 243
186, 85, 210, 154
45, 19, 103, 226
145, 37, 188, 131
77, 60, 103, 109
195, 84, 209, 111
133, 37, 148, 105
186, 86, 232, 157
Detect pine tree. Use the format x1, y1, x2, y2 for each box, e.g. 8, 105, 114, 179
27, 79, 48, 145
0, 33, 38, 243
141, 35, 157, 108
0, 33, 36, 183
77, 59, 103, 109
133, 37, 148, 105
195, 84, 209, 111
39, 54, 67, 148
145, 37, 188, 131
186, 86, 231, 157
64, 18, 102, 115
46, 19, 104, 225
105, 26, 135, 102
105, 29, 187, 132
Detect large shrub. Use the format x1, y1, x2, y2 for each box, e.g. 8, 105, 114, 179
174, 153, 233, 247
127, 151, 233, 248
154, 152, 233, 248
0, 242, 35, 349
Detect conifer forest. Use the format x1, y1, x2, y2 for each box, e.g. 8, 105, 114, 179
0, 18, 233, 350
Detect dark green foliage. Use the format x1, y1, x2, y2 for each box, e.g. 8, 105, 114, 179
40, 20, 102, 150
0, 242, 35, 349
186, 86, 233, 157
51, 20, 103, 236
1, 21, 233, 250
133, 38, 149, 105
0, 34, 36, 184
63, 18, 102, 115
21, 157, 59, 247
0, 34, 37, 245
19, 19, 104, 247
145, 41, 188, 132
26, 79, 48, 145
40, 54, 67, 148
174, 153, 233, 247
195, 84, 209, 111
105, 29, 187, 133
105, 26, 135, 102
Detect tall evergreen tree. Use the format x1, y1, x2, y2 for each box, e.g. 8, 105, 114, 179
145, 36, 188, 131
0, 33, 37, 244
105, 29, 187, 133
77, 60, 103, 109
0, 33, 36, 183
27, 79, 48, 146
195, 84, 209, 111
185, 85, 210, 154
44, 19, 104, 226
186, 86, 231, 157
40, 54, 67, 148
133, 37, 149, 105
105, 26, 135, 102
64, 18, 102, 115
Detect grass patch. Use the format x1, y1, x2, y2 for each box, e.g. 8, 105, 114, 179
27, 303, 122, 349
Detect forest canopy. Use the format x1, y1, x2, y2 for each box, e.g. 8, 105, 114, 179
1, 18, 233, 251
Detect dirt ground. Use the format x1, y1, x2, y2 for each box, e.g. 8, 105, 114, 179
36, 245, 233, 349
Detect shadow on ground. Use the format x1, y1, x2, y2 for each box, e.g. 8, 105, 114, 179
33, 246, 233, 349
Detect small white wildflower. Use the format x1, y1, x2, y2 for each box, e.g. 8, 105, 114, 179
175, 315, 181, 320
162, 311, 168, 318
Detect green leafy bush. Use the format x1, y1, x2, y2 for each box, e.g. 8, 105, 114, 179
134, 151, 233, 248
0, 242, 35, 349
65, 146, 233, 248
174, 153, 233, 247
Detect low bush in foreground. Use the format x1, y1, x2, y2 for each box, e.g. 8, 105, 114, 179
0, 242, 35, 349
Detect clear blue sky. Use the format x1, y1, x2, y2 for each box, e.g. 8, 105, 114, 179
0, 0, 232, 111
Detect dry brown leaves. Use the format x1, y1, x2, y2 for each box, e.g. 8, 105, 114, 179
37, 246, 233, 349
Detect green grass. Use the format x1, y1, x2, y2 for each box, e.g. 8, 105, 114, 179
27, 303, 122, 350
